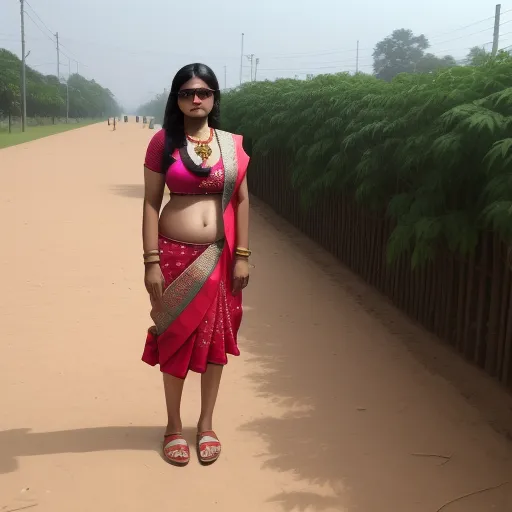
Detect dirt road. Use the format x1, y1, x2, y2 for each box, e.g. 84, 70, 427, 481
1, 122, 512, 512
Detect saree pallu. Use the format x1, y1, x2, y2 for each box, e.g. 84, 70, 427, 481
141, 235, 242, 379
141, 129, 250, 380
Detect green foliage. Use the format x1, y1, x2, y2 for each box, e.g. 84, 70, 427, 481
0, 48, 121, 119
0, 50, 21, 116
138, 91, 168, 124
373, 28, 456, 81
466, 46, 491, 66
218, 54, 512, 266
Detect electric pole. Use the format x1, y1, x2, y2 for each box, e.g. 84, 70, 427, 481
20, 0, 27, 132
492, 4, 501, 56
356, 40, 359, 73
56, 32, 60, 79
247, 54, 254, 81
254, 58, 259, 81
239, 33, 244, 85
66, 57, 70, 123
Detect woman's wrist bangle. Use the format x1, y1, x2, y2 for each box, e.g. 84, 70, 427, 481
144, 255, 160, 264
235, 247, 251, 258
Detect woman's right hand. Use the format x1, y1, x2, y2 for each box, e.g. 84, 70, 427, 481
144, 263, 165, 304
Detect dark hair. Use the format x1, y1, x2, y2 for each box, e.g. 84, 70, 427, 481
162, 63, 221, 153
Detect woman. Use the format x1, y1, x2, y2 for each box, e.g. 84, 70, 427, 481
141, 63, 251, 467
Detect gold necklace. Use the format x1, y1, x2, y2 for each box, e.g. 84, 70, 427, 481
186, 128, 214, 163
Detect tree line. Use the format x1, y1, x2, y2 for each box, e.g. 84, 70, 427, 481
137, 29, 499, 125
0, 48, 122, 124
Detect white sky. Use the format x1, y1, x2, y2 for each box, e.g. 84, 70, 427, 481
1, 0, 509, 110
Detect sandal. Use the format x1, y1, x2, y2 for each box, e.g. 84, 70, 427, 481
163, 433, 190, 466
196, 430, 221, 465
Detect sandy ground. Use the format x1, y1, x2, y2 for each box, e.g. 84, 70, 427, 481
1, 121, 512, 512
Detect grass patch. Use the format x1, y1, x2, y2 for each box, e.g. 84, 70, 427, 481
0, 120, 102, 149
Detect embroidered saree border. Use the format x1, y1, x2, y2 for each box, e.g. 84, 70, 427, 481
152, 240, 224, 334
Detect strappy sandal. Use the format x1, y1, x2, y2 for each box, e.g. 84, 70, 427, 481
196, 430, 221, 465
162, 433, 190, 467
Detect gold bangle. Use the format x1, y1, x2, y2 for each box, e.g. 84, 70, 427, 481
143, 250, 160, 257
143, 255, 160, 264
235, 247, 251, 257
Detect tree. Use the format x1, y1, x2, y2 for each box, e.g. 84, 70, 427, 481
0, 52, 21, 132
0, 47, 122, 121
373, 29, 457, 81
373, 29, 429, 80
416, 53, 457, 74
466, 46, 491, 66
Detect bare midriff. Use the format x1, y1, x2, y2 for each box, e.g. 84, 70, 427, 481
158, 194, 224, 245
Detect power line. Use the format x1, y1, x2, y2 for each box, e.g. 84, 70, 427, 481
256, 11, 512, 62
258, 46, 369, 59
23, 10, 55, 45
19, 3, 84, 72
244, 54, 373, 69
427, 8, 512, 40
428, 16, 495, 40
24, 1, 55, 39
253, 63, 373, 72
428, 23, 504, 48
430, 42, 493, 56
30, 62, 57, 67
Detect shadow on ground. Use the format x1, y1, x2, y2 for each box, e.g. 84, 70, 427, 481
239, 318, 512, 512
0, 426, 199, 474
239, 334, 357, 512
237, 200, 512, 512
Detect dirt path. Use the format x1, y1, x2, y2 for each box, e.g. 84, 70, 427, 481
1, 122, 512, 512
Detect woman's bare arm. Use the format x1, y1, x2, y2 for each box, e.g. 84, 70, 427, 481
142, 167, 165, 253
235, 175, 250, 249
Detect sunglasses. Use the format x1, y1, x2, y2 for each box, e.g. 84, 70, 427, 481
177, 88, 216, 100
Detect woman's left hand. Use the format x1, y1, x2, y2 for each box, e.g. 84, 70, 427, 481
232, 258, 250, 294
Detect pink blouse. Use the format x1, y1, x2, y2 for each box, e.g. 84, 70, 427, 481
144, 129, 224, 195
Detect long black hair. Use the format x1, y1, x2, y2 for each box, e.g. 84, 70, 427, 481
162, 63, 221, 154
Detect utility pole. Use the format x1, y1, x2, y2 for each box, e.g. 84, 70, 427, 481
492, 4, 501, 56
254, 58, 260, 81
356, 40, 359, 73
20, 0, 27, 132
55, 32, 60, 79
247, 54, 254, 81
239, 33, 244, 85
76, 61, 79, 74
66, 57, 70, 123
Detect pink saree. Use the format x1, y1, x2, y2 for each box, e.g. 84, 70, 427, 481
141, 130, 250, 379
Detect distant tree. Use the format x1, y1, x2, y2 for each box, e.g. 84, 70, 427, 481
373, 29, 456, 80
416, 53, 457, 74
0, 48, 121, 121
466, 46, 491, 66
373, 29, 429, 80
0, 68, 20, 131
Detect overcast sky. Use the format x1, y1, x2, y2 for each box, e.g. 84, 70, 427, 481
1, 0, 509, 110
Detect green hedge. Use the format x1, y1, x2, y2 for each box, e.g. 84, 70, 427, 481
221, 54, 512, 266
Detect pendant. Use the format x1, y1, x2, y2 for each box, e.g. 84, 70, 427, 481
194, 143, 212, 162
